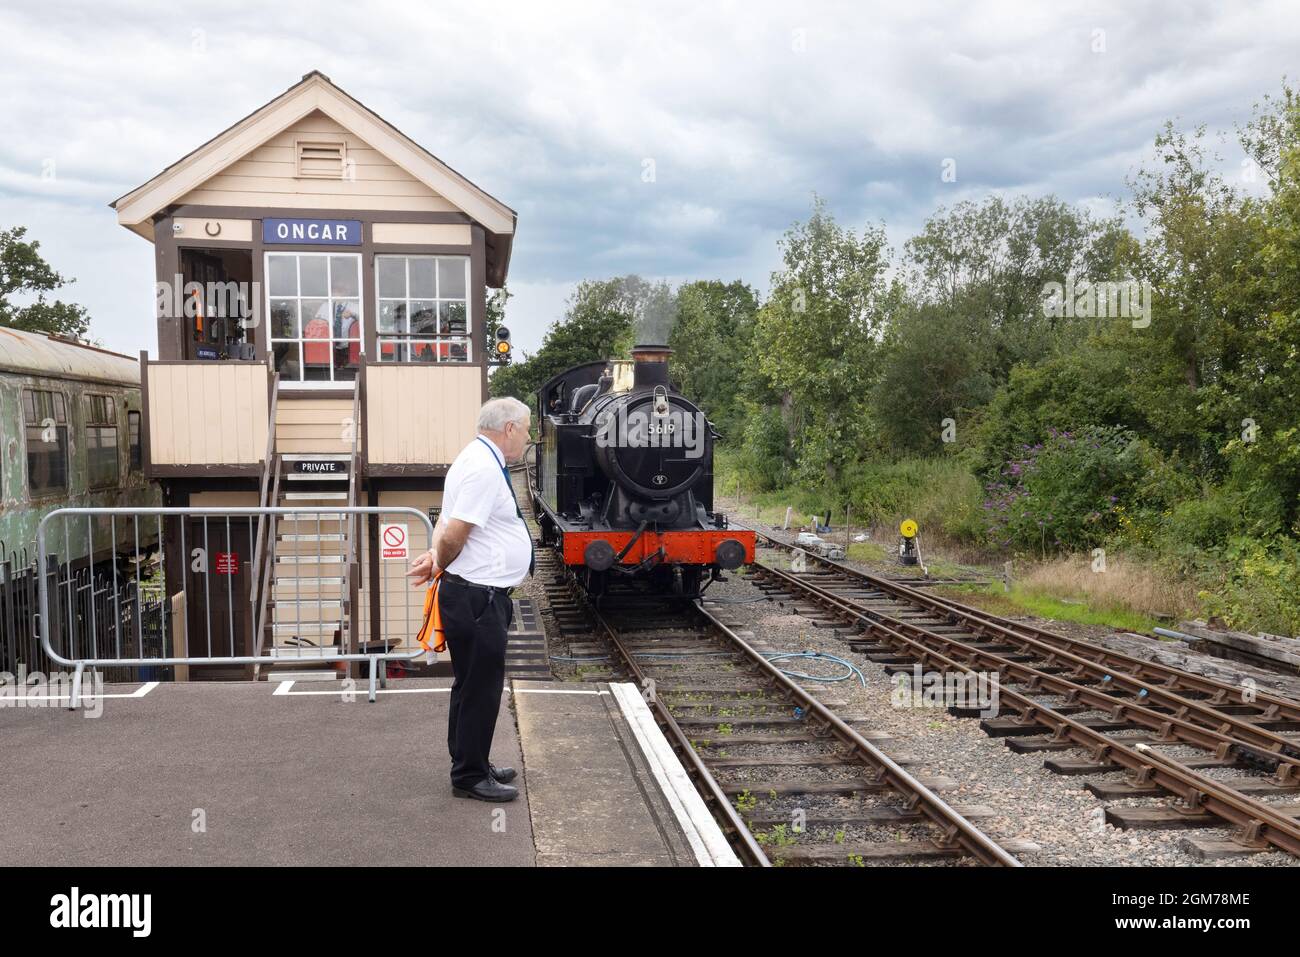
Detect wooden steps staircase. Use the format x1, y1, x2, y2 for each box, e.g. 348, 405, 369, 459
252, 382, 363, 681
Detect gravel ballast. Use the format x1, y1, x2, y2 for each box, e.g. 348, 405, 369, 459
700, 567, 1300, 867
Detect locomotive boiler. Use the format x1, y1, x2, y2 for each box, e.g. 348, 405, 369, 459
531, 345, 755, 596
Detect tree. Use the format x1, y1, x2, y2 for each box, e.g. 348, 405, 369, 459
667, 279, 759, 439
872, 301, 996, 455
489, 275, 658, 401
751, 197, 898, 485
0, 226, 91, 337
902, 195, 1124, 376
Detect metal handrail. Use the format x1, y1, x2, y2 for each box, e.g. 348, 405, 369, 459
250, 369, 281, 678
343, 381, 362, 654
250, 458, 282, 677
250, 369, 280, 604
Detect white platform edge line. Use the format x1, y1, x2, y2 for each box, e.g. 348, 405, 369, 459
609, 681, 742, 868
607, 682, 713, 866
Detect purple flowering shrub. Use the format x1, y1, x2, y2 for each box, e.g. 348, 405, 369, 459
980, 425, 1152, 554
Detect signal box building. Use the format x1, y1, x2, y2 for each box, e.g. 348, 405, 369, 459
111, 72, 515, 673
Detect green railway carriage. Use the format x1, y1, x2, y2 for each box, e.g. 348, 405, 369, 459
0, 326, 160, 568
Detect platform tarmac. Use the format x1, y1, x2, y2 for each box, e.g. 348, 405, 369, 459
0, 675, 736, 867
513, 680, 738, 866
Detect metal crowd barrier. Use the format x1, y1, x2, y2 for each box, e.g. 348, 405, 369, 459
37, 506, 434, 706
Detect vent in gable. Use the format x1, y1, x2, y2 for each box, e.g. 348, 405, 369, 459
295, 139, 347, 179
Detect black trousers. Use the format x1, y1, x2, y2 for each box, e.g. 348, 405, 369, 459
440, 578, 513, 789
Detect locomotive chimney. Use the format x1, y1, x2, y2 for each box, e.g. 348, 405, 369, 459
631, 344, 672, 389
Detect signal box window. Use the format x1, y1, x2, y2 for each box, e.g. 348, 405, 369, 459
375, 255, 470, 363
267, 253, 362, 384
85, 394, 120, 488
24, 389, 68, 497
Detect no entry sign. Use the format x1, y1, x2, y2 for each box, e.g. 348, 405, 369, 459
381, 523, 408, 560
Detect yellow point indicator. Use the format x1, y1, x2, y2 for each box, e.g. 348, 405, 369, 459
899, 519, 918, 539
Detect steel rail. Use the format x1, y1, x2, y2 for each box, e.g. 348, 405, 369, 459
578, 595, 770, 867
756, 532, 1300, 733
753, 562, 1300, 856
755, 562, 1300, 775
584, 590, 1020, 866
525, 474, 1020, 864
529, 472, 768, 867
690, 600, 1021, 866
758, 568, 1300, 768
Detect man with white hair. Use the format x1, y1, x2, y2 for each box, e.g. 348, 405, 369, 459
407, 396, 534, 802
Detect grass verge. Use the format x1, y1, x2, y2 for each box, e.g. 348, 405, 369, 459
934, 582, 1165, 634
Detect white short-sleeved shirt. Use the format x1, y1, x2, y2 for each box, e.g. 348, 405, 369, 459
441, 435, 532, 587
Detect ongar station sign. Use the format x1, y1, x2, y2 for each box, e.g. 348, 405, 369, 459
262, 217, 362, 245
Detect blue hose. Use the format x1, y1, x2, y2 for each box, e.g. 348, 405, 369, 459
763, 650, 868, 688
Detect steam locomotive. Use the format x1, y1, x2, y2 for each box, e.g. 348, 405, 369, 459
530, 345, 755, 597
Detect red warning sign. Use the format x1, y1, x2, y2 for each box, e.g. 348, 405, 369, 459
216, 552, 238, 574
381, 523, 408, 560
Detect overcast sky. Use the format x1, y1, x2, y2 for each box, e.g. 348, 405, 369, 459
1, 0, 1296, 359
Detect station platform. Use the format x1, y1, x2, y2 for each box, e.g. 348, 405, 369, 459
513, 680, 738, 866
0, 675, 736, 867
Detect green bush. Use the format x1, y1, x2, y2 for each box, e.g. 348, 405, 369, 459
840, 455, 984, 541
1198, 537, 1300, 637
735, 402, 793, 491
980, 426, 1182, 555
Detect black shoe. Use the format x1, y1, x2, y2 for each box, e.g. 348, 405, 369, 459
453, 777, 518, 803
489, 763, 517, 784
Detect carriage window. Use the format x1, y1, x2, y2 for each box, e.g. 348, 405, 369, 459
266, 252, 362, 384
128, 411, 142, 472
375, 255, 470, 363
85, 394, 119, 489
23, 388, 68, 496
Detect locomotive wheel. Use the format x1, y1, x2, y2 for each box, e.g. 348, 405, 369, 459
583, 568, 608, 599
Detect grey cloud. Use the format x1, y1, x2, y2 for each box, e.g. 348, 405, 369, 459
0, 0, 1295, 357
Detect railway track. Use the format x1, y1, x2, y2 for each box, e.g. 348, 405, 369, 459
569, 584, 1025, 867
751, 531, 1300, 859
517, 469, 1023, 866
